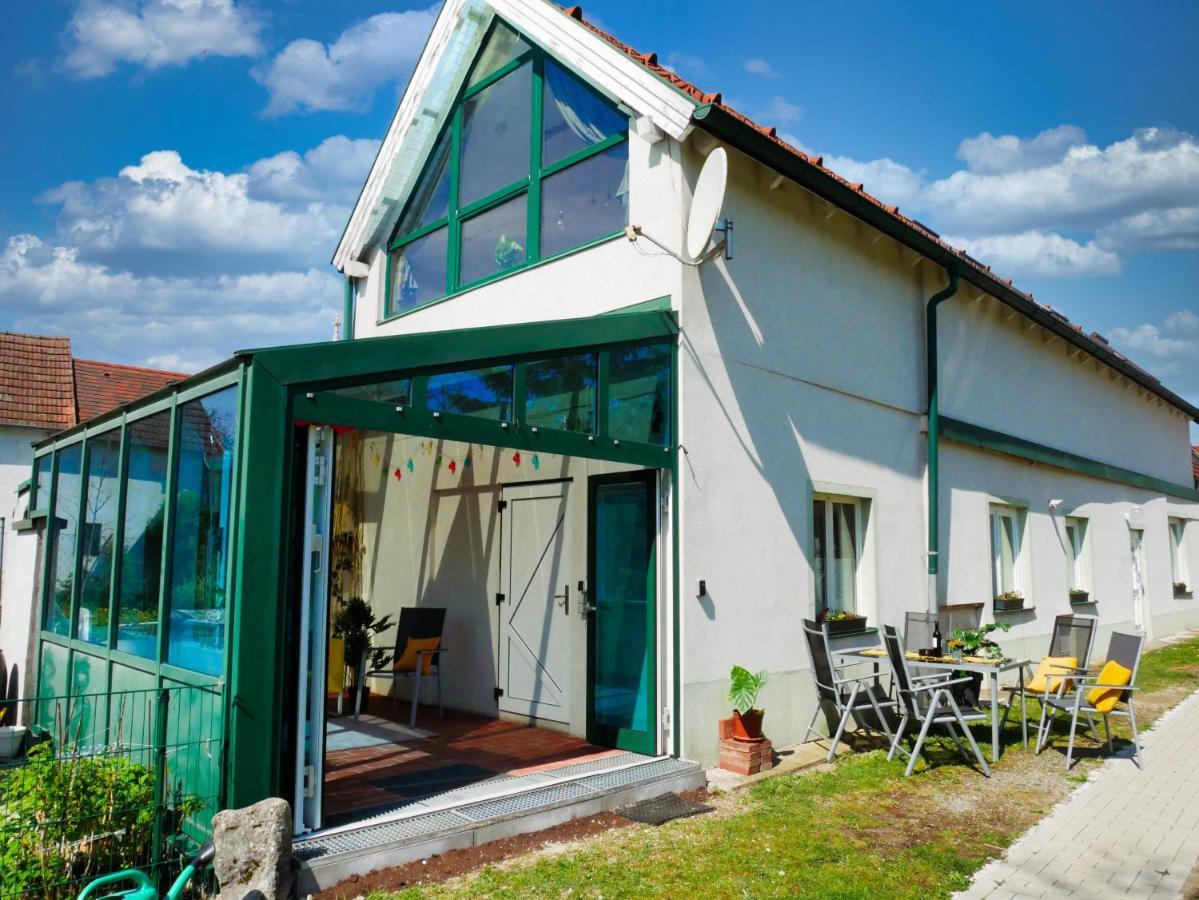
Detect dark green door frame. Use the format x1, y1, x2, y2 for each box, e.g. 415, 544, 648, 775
586, 469, 659, 756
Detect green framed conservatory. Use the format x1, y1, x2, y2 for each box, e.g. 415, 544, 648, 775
29, 308, 680, 816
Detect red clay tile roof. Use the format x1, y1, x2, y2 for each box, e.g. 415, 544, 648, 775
73, 359, 185, 423
0, 333, 76, 430
558, 5, 1199, 420
0, 332, 185, 432
1192, 445, 1199, 486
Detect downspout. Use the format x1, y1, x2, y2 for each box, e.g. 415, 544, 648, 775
926, 265, 960, 612
341, 276, 355, 341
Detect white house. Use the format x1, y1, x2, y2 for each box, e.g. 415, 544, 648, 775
22, 0, 1199, 872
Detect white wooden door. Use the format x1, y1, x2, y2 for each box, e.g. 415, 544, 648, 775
1130, 528, 1147, 633
499, 481, 572, 724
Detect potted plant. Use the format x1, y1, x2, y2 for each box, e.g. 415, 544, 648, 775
1069, 588, 1091, 604
332, 597, 393, 709
727, 665, 768, 741
1174, 581, 1190, 596
993, 590, 1025, 611
947, 622, 1010, 705
817, 609, 868, 635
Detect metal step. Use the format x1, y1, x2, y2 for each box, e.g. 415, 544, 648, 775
294, 755, 705, 892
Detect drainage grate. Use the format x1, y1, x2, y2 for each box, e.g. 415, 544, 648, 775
294, 809, 469, 860
542, 752, 640, 778
581, 758, 696, 792
453, 781, 593, 822
617, 792, 713, 826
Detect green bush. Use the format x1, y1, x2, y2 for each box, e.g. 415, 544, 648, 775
0, 742, 170, 897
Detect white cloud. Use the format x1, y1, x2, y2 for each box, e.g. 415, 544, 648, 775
253, 7, 439, 116
64, 0, 262, 79
39, 138, 376, 275
1110, 312, 1199, 397
0, 234, 338, 371
758, 96, 802, 127
743, 58, 779, 79
1097, 205, 1199, 253
663, 52, 707, 77
956, 125, 1087, 174
822, 154, 925, 209
943, 230, 1121, 280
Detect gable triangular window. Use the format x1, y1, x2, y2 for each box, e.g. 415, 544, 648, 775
387, 18, 630, 317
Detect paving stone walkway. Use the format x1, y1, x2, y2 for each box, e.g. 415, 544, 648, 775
958, 686, 1199, 898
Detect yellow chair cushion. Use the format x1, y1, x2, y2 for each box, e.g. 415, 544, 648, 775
326, 637, 346, 696
394, 636, 441, 675
1088, 661, 1132, 714
1027, 656, 1078, 694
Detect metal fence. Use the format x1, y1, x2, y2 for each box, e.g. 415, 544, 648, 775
0, 684, 224, 899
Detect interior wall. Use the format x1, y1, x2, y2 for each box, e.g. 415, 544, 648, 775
353, 430, 643, 737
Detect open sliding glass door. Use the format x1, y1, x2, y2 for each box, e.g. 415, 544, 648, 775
293, 426, 334, 834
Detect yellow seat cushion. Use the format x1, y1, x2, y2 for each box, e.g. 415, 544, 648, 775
326, 637, 346, 696
394, 636, 441, 675
1088, 661, 1132, 714
1027, 656, 1078, 694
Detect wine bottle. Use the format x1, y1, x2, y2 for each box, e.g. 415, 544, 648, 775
933, 619, 943, 656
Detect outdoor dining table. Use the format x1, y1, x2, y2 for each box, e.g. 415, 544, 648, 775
834, 647, 1031, 763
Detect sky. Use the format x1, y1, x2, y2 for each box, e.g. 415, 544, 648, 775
1, 0, 1196, 439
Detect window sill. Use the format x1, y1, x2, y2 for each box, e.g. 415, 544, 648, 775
378, 229, 625, 326
1175, 591, 1194, 600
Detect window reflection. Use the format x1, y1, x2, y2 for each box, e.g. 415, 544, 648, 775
168, 387, 238, 676
392, 227, 448, 313
459, 194, 527, 286
46, 444, 83, 636
525, 354, 597, 433
458, 63, 531, 206
608, 344, 671, 445
540, 143, 628, 259
77, 430, 121, 645
542, 60, 628, 166
426, 366, 513, 420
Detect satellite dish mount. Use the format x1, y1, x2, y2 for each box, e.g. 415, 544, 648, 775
626, 147, 733, 265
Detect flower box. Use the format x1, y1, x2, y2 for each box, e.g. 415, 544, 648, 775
993, 594, 1026, 612
821, 615, 868, 635
1069, 591, 1091, 604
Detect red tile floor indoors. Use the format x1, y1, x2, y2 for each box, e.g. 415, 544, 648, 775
322, 701, 621, 825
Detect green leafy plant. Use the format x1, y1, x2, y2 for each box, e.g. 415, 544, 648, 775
949, 622, 1010, 659
818, 610, 865, 622
1069, 588, 1090, 600
493, 234, 526, 270
332, 597, 393, 690
994, 590, 1024, 602
727, 666, 768, 715
0, 742, 200, 896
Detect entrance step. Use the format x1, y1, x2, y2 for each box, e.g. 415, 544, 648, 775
294, 755, 705, 892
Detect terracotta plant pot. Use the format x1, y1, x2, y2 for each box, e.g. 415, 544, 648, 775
731, 708, 765, 741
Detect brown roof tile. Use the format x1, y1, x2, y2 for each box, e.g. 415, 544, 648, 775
73, 359, 186, 423
0, 332, 76, 430
1192, 445, 1198, 486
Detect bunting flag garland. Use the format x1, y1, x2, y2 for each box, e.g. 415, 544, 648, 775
393, 468, 403, 481
448, 459, 457, 474
406, 458, 414, 472
531, 454, 541, 470
512, 451, 522, 467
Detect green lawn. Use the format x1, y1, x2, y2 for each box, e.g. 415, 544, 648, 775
368, 632, 1199, 900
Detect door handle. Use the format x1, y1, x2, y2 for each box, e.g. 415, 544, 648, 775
554, 584, 569, 614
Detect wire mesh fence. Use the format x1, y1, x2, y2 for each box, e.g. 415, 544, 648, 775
0, 684, 224, 899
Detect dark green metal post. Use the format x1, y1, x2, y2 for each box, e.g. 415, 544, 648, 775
926, 266, 960, 589
342, 277, 354, 341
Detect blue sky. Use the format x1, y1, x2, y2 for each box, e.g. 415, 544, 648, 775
1, 0, 1196, 437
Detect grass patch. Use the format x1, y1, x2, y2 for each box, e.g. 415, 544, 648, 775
363, 633, 1199, 900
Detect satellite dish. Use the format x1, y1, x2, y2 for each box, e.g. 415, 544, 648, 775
686, 147, 728, 260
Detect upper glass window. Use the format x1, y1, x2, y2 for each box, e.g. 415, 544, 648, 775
388, 21, 629, 316
77, 430, 122, 645
608, 343, 671, 445
45, 444, 83, 636
526, 353, 597, 433
331, 378, 413, 406
426, 365, 514, 420
167, 387, 238, 676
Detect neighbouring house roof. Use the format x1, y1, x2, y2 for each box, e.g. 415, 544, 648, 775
1192, 445, 1199, 487
73, 359, 184, 423
0, 331, 185, 433
0, 333, 76, 430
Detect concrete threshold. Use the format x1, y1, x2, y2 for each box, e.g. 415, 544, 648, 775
294, 754, 705, 892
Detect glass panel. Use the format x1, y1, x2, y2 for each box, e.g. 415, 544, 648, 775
543, 60, 628, 166
459, 63, 531, 206
329, 378, 412, 406
459, 193, 527, 286
46, 444, 83, 636
397, 130, 451, 235
117, 412, 171, 659
466, 20, 531, 88
1065, 522, 1078, 589
32, 456, 50, 510
608, 343, 671, 445
830, 502, 857, 613
426, 365, 513, 419
525, 353, 596, 433
391, 227, 448, 314
995, 513, 1017, 594
77, 430, 121, 645
813, 499, 827, 613
540, 142, 628, 258
168, 387, 238, 676
593, 480, 651, 733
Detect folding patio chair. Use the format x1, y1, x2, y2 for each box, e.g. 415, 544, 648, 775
882, 625, 991, 777
1035, 630, 1145, 769
1001, 613, 1098, 740
355, 606, 447, 729
802, 619, 899, 762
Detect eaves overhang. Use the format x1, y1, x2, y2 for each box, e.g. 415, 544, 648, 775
691, 102, 1199, 424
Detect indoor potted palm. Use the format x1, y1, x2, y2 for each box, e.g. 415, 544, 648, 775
727, 665, 768, 741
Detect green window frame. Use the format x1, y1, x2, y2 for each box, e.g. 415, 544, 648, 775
385, 18, 630, 319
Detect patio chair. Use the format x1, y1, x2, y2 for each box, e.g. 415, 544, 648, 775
882, 625, 991, 777
1035, 630, 1145, 769
1000, 613, 1098, 741
355, 606, 447, 729
326, 637, 347, 716
802, 619, 899, 762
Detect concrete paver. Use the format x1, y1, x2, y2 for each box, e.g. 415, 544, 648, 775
957, 685, 1199, 899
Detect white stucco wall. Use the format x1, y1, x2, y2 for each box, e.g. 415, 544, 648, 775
0, 426, 48, 698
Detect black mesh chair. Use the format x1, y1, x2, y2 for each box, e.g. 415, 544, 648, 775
883, 625, 991, 777
1001, 614, 1098, 740
802, 619, 899, 762
1035, 630, 1145, 769
903, 611, 950, 655
355, 607, 447, 728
